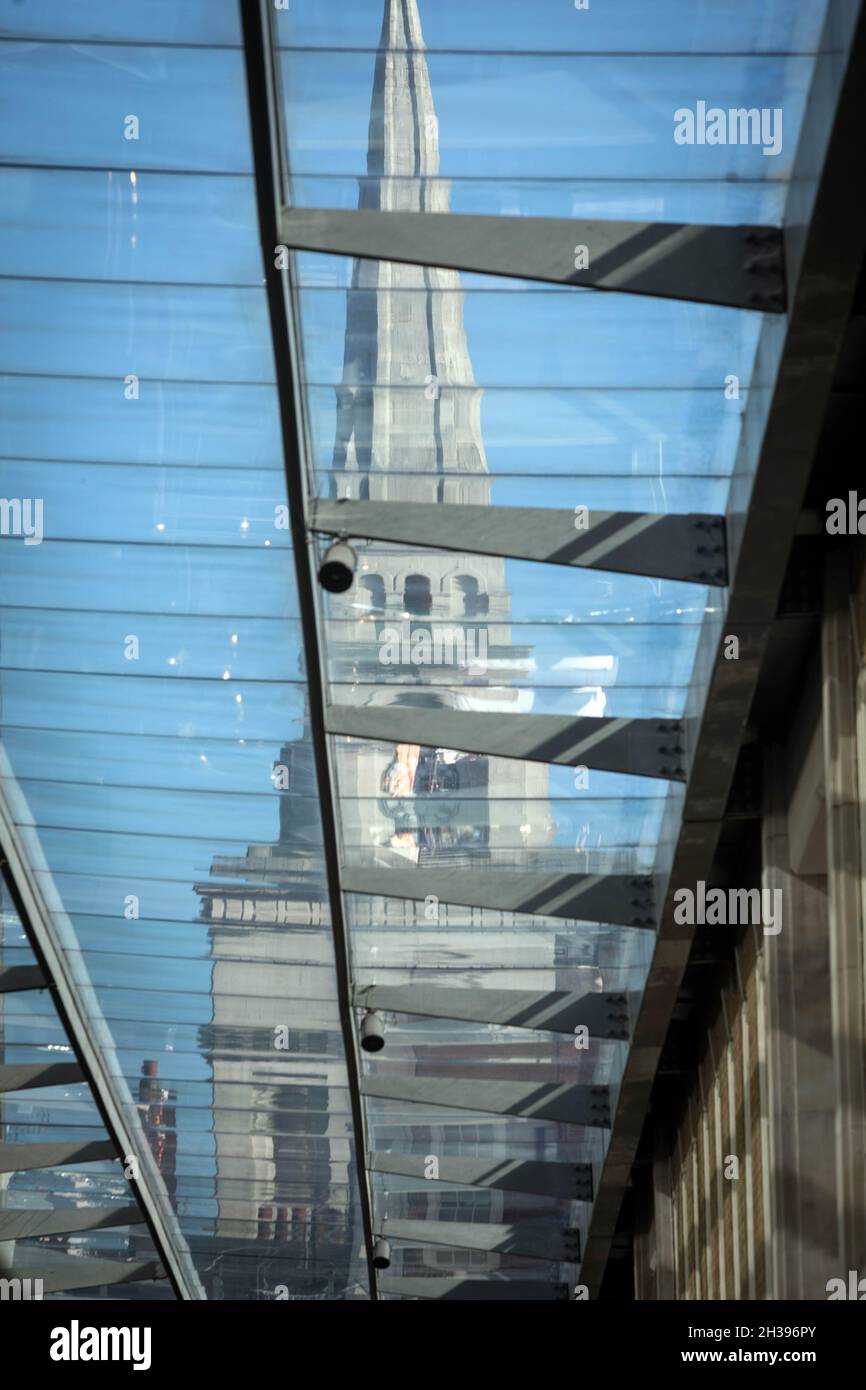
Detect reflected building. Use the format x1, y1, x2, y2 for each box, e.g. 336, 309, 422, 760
196, 739, 359, 1297
195, 0, 582, 1286
324, 0, 551, 869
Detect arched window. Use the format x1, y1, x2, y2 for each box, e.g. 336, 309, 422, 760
404, 573, 432, 616
455, 575, 488, 618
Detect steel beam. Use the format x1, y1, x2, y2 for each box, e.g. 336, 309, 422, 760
279, 206, 786, 312
326, 704, 686, 781
0, 964, 46, 993
378, 1217, 581, 1264
0, 1062, 84, 1093
240, 0, 379, 1299
341, 865, 656, 929
311, 498, 727, 585
0, 768, 201, 1298
369, 1152, 593, 1202
379, 1276, 570, 1300
0, 1140, 117, 1175
0, 1204, 142, 1242
354, 983, 635, 1040
12, 1258, 166, 1294
361, 1075, 612, 1127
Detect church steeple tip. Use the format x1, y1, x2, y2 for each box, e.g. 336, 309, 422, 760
363, 0, 441, 205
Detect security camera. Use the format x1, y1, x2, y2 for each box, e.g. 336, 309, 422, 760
318, 539, 357, 593
372, 1237, 392, 1270
360, 1010, 385, 1053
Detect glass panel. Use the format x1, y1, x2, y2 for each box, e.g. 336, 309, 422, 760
0, 42, 252, 172
315, 470, 730, 513
277, 1, 827, 55
346, 894, 654, 989
0, 281, 273, 380
280, 45, 816, 205
333, 738, 674, 874
306, 381, 742, 476
0, 18, 369, 1302
369, 1018, 629, 1087
0, 545, 300, 617
291, 173, 787, 228
298, 256, 758, 520
0, 631, 306, 688
366, 1097, 606, 1164
0, 463, 290, 546
0, 169, 261, 286
0, 0, 242, 43
0, 377, 282, 469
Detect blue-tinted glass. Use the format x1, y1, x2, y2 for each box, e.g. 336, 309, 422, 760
0, 13, 369, 1302
275, 0, 831, 1293
0, 0, 840, 1301
277, 1, 827, 54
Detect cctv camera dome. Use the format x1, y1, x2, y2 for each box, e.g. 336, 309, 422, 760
372, 1238, 392, 1270
360, 1010, 385, 1053
318, 540, 357, 593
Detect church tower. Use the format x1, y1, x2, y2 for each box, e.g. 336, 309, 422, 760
331, 0, 491, 505
324, 0, 551, 870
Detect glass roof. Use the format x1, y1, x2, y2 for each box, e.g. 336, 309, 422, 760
0, 0, 838, 1300
278, 0, 824, 229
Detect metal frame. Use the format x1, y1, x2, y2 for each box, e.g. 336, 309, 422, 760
0, 1206, 143, 1242
16, 1259, 166, 1296
369, 1152, 593, 1202
353, 982, 636, 1040
0, 1061, 84, 1092
377, 1217, 581, 1265
0, 963, 46, 992
239, 0, 380, 1300
578, 0, 866, 1295
326, 705, 686, 781
360, 1074, 612, 1127
341, 864, 657, 928
311, 498, 728, 584
0, 786, 201, 1298
0, 1139, 117, 1175
279, 206, 786, 312
378, 1276, 571, 1300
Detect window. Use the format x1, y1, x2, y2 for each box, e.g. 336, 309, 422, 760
455, 575, 488, 618
404, 573, 432, 616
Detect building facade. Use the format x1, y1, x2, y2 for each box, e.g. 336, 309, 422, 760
634, 538, 866, 1301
